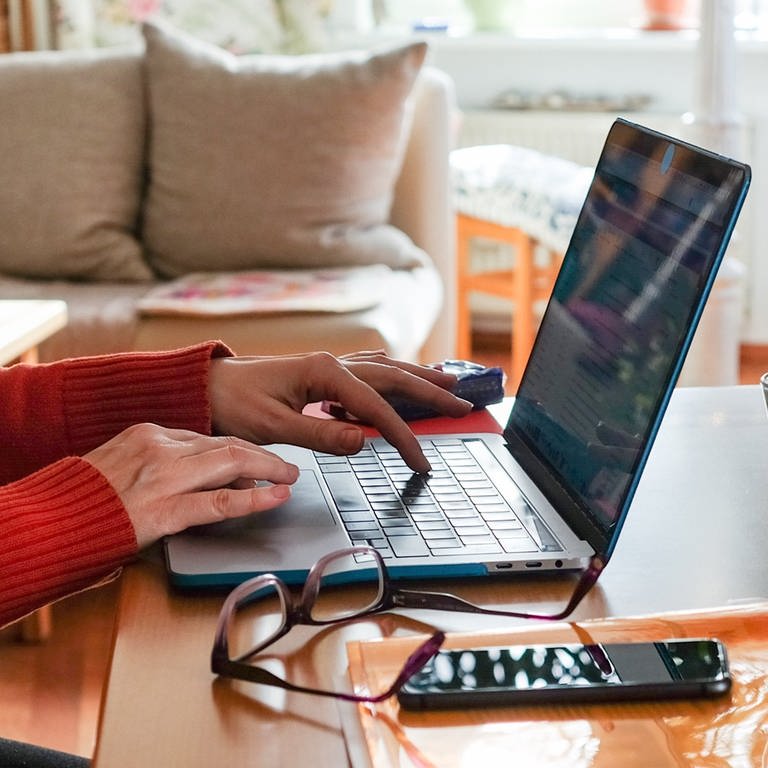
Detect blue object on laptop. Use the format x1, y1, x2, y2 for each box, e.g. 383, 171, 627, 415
386, 360, 506, 421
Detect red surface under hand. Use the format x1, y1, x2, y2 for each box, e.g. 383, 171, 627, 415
305, 401, 503, 437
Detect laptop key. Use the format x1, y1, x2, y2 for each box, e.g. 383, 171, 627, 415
426, 537, 463, 550
422, 529, 460, 541
409, 511, 446, 523
440, 501, 477, 511
372, 497, 403, 510
481, 511, 518, 522
453, 472, 486, 482
370, 501, 407, 511
442, 507, 481, 519
373, 508, 409, 519
404, 501, 440, 512
340, 511, 376, 524
487, 519, 524, 531
384, 526, 418, 536
415, 520, 451, 531
358, 478, 391, 488
323, 471, 370, 512
389, 536, 430, 557
432, 492, 469, 504
454, 527, 491, 540
380, 518, 415, 529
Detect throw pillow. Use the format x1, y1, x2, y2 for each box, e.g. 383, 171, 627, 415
141, 20, 429, 277
0, 48, 152, 282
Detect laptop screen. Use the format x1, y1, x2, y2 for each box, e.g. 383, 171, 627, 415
506, 119, 750, 550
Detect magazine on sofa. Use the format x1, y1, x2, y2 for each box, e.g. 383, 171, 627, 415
137, 265, 391, 316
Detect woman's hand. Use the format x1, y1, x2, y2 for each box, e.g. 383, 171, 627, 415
83, 423, 299, 549
208, 350, 473, 473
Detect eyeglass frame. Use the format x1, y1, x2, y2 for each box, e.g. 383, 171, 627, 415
211, 544, 607, 703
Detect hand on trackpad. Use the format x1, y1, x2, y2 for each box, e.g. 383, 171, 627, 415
193, 470, 336, 536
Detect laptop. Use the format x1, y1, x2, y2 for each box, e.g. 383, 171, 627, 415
165, 118, 751, 590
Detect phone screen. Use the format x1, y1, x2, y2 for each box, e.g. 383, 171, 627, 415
398, 639, 730, 710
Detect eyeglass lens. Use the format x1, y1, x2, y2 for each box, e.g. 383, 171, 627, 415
227, 549, 387, 662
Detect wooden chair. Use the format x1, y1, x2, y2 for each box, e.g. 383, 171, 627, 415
456, 212, 563, 391
451, 144, 592, 391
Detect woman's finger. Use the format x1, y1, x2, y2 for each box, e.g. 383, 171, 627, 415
162, 482, 293, 533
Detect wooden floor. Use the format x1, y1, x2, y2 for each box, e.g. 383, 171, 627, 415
0, 582, 118, 758
1, 336, 767, 760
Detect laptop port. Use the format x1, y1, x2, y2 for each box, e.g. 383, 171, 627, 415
494, 562, 513, 570
525, 561, 543, 568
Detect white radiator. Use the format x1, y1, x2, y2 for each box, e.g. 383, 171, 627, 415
457, 109, 687, 166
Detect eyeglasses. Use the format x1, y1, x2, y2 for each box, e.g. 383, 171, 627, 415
211, 545, 606, 702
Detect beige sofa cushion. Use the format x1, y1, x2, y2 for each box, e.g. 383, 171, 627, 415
0, 48, 152, 281
141, 20, 429, 277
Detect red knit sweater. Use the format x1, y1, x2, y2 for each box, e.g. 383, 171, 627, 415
0, 341, 232, 627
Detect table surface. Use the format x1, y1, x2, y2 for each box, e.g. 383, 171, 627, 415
0, 299, 67, 365
92, 385, 768, 768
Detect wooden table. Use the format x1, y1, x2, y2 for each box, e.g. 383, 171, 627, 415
93, 385, 768, 767
0, 299, 68, 641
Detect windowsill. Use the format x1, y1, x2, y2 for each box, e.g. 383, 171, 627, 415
329, 25, 768, 54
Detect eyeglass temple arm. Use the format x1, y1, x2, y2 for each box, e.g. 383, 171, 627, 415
211, 631, 446, 704
389, 554, 607, 621
212, 653, 362, 701
526, 554, 607, 621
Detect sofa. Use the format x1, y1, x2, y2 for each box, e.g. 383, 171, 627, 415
0, 21, 456, 364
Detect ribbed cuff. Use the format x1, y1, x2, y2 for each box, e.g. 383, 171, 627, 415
62, 341, 233, 455
0, 456, 137, 628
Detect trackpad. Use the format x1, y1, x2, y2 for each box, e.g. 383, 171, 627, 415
255, 470, 335, 528
193, 470, 336, 536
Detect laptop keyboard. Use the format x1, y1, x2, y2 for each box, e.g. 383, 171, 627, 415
314, 438, 544, 559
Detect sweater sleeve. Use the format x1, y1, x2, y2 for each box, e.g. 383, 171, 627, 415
0, 341, 233, 626
0, 456, 138, 628
0, 341, 233, 485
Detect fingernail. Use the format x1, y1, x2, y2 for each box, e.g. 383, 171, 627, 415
339, 427, 364, 453
271, 484, 291, 500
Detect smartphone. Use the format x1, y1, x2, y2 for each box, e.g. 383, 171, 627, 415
397, 638, 731, 710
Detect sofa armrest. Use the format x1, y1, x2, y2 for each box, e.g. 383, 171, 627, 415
390, 66, 457, 363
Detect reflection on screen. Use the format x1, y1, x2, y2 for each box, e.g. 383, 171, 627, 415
508, 121, 746, 536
